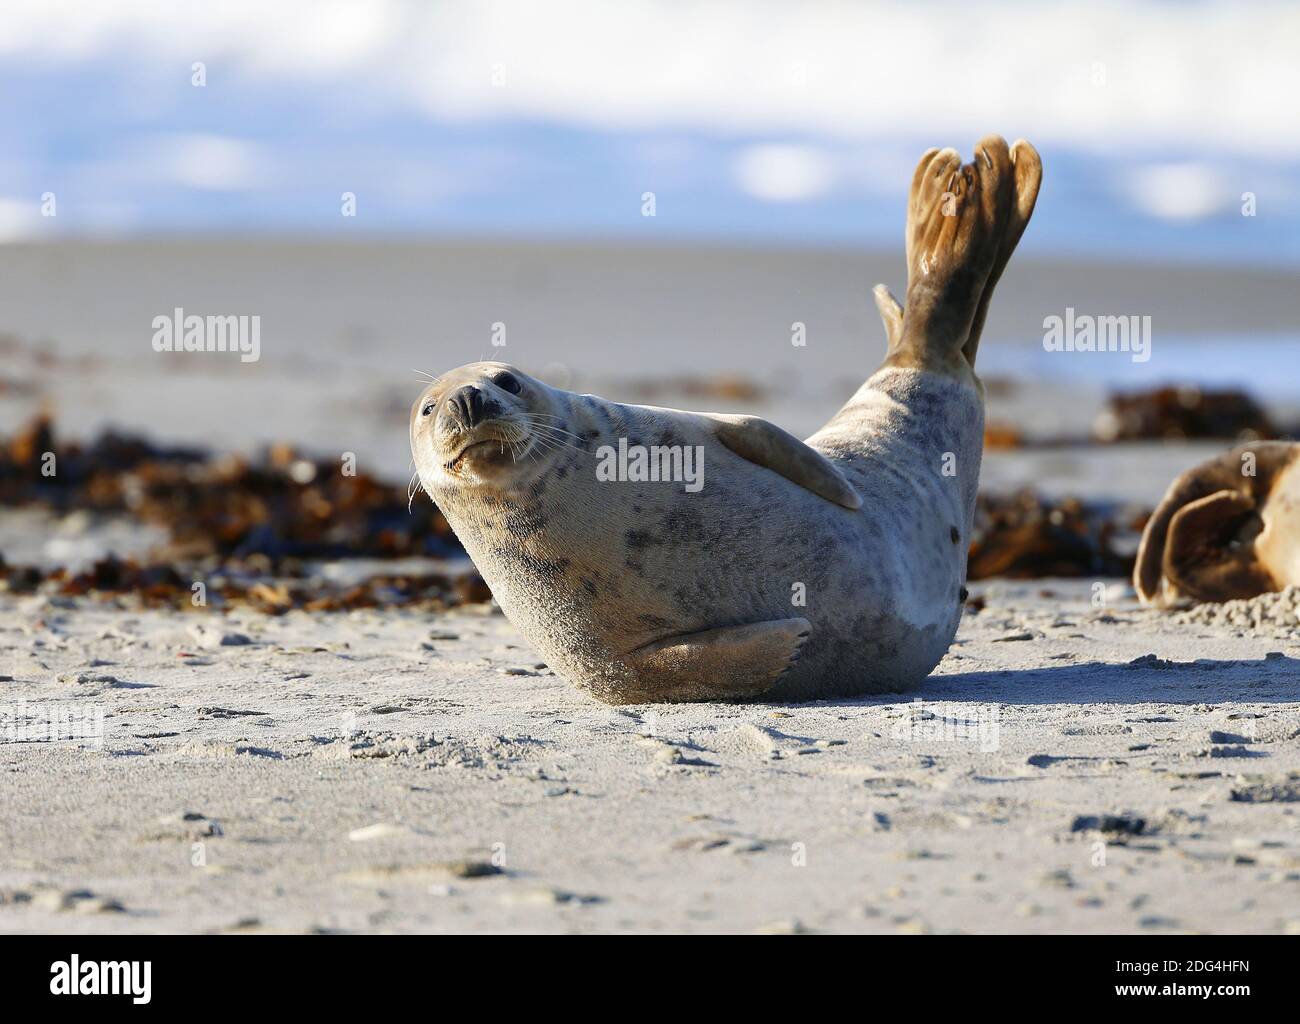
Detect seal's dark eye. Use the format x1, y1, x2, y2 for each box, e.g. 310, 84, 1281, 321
493, 372, 522, 395
421, 403, 434, 417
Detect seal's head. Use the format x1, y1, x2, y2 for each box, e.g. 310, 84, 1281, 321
410, 361, 557, 492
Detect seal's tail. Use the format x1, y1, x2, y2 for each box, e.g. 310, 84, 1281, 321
875, 135, 1041, 378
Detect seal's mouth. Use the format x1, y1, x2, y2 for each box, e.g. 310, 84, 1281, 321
443, 424, 531, 472
455, 438, 500, 460
449, 437, 505, 465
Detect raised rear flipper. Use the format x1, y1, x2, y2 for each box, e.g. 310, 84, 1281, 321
876, 135, 1041, 379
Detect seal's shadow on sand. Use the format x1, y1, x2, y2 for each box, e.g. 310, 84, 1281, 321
817, 655, 1300, 707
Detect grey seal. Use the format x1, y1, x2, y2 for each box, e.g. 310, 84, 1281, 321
411, 135, 1042, 703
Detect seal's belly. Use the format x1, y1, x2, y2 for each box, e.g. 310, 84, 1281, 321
506, 450, 969, 699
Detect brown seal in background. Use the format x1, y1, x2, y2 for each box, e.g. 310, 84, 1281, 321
1135, 441, 1300, 607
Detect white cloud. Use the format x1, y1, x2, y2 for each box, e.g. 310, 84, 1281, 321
151, 134, 266, 191
2, 0, 1298, 156
1126, 162, 1230, 221
0, 0, 394, 72
734, 144, 835, 202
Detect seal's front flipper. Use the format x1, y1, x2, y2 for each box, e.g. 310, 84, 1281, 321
613, 617, 812, 704
704, 413, 862, 510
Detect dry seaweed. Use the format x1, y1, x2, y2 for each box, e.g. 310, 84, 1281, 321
969, 490, 1141, 580
1093, 386, 1278, 443
0, 553, 492, 613
0, 415, 490, 610
2, 414, 459, 563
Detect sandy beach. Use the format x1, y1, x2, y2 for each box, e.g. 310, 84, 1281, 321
2, 578, 1297, 935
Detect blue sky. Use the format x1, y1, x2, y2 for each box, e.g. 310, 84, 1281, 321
2, 0, 1298, 265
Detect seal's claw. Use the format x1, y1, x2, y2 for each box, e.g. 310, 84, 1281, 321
908, 147, 940, 214
908, 148, 961, 272
974, 134, 1014, 243
1009, 138, 1043, 230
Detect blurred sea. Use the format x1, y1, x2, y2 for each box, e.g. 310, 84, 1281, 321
0, 238, 1296, 494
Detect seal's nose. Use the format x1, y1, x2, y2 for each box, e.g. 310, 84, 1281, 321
446, 384, 486, 428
